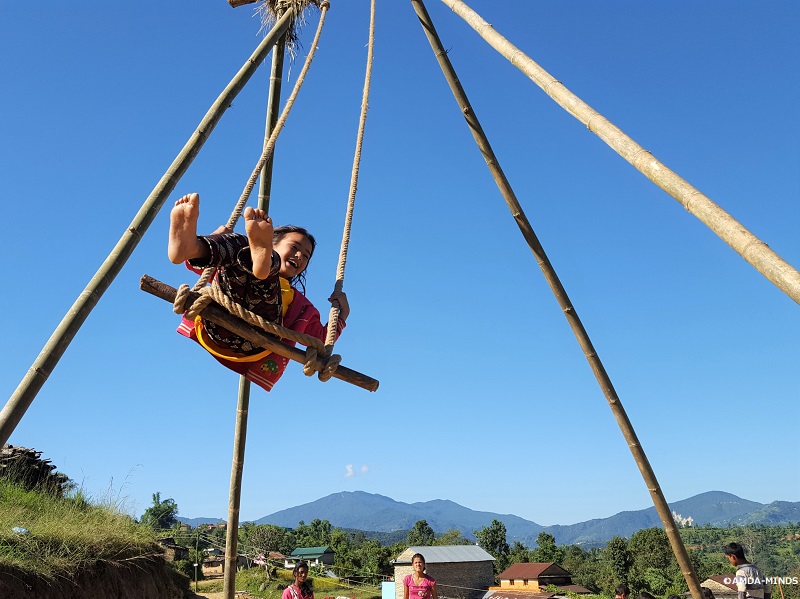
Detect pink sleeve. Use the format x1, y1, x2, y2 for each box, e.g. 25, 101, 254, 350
286, 296, 345, 343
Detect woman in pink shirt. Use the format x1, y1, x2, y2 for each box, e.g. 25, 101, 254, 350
283, 561, 314, 599
403, 553, 438, 599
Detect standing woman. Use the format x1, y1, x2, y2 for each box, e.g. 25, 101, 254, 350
283, 561, 314, 599
403, 554, 438, 599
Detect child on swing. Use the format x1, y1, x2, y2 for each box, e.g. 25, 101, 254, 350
168, 192, 349, 391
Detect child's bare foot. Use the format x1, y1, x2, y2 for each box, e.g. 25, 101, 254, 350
244, 206, 274, 279
168, 193, 205, 263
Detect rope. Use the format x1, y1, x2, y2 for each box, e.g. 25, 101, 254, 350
322, 0, 376, 365
192, 1, 330, 292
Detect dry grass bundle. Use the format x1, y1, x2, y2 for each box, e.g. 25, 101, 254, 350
256, 0, 323, 55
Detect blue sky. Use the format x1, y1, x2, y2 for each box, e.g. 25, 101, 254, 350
1, 1, 798, 531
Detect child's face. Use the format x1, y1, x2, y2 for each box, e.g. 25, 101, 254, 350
274, 232, 313, 279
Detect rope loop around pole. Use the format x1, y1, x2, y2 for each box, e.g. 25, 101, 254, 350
300, 347, 341, 381
174, 283, 213, 318
303, 347, 318, 376
318, 352, 342, 382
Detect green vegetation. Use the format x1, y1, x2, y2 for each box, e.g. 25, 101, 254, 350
0, 478, 162, 580
468, 521, 800, 599
178, 516, 800, 599
141, 491, 179, 529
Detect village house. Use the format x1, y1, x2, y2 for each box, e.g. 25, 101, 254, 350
285, 546, 335, 569
158, 537, 190, 562
254, 551, 286, 568
393, 545, 495, 599
486, 562, 591, 599
201, 552, 252, 577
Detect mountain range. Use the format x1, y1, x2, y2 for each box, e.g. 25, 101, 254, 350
179, 490, 800, 547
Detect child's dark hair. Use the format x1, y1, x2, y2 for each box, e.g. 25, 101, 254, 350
701, 588, 716, 599
274, 225, 316, 293
724, 542, 747, 560
293, 560, 313, 594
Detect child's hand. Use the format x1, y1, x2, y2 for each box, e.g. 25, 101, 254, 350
329, 290, 350, 322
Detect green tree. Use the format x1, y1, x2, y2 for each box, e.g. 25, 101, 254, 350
330, 528, 358, 580
509, 540, 532, 565
605, 536, 632, 587
246, 524, 292, 579
531, 532, 565, 564
475, 519, 510, 574
358, 538, 393, 584
407, 520, 436, 546
562, 545, 587, 576
293, 519, 332, 548
140, 492, 179, 530
435, 529, 473, 546
627, 527, 680, 595
571, 548, 612, 594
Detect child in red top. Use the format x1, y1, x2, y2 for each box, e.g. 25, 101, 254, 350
168, 193, 349, 391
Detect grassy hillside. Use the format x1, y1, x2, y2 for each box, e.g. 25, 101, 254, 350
0, 478, 163, 579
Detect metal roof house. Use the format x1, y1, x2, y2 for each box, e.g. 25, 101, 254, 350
393, 546, 495, 599
285, 545, 335, 569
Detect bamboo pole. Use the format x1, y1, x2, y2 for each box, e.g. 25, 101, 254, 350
410, 3, 704, 599
437, 0, 800, 305
0, 9, 296, 449
223, 375, 249, 599
223, 14, 288, 599
258, 36, 287, 213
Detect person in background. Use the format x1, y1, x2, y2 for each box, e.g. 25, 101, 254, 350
283, 561, 314, 599
725, 542, 770, 599
403, 553, 438, 599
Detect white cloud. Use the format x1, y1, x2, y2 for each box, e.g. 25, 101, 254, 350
344, 464, 369, 478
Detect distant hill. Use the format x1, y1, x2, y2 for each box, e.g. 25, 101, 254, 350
175, 516, 225, 527
183, 490, 800, 546
253, 491, 545, 541
543, 491, 768, 547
